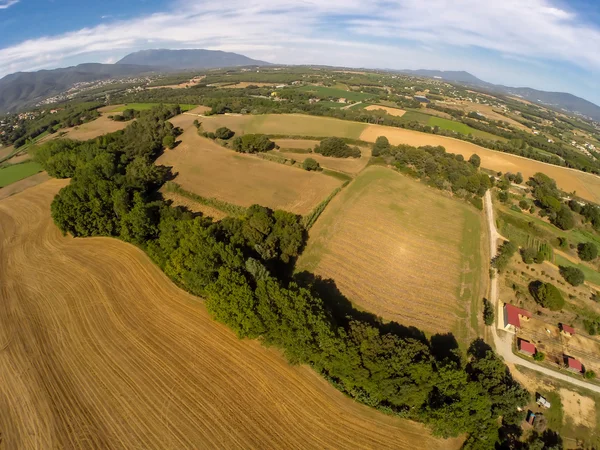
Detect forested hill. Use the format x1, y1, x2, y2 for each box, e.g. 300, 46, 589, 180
116, 49, 271, 70
0, 63, 153, 113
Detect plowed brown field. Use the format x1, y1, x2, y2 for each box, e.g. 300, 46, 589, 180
0, 180, 459, 449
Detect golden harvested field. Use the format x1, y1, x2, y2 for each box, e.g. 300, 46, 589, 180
0, 171, 49, 201
157, 122, 342, 215
0, 145, 14, 159
365, 105, 406, 117
277, 146, 372, 175
274, 138, 321, 150
361, 124, 600, 203
147, 75, 205, 90
0, 180, 459, 449
191, 113, 600, 202
201, 114, 368, 139
297, 166, 484, 340
220, 82, 276, 89
60, 114, 128, 140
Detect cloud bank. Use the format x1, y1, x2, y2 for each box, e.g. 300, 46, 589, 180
0, 0, 19, 10
0, 0, 598, 97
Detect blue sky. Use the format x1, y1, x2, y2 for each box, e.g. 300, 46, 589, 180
1, 0, 599, 105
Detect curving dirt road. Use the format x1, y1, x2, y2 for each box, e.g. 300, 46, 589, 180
484, 190, 600, 394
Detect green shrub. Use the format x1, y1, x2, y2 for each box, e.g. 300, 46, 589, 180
529, 281, 565, 311
559, 266, 585, 286
232, 134, 275, 153
577, 242, 598, 261
483, 299, 494, 326
314, 137, 361, 158
215, 127, 235, 140
302, 157, 320, 171
585, 370, 596, 379
533, 352, 545, 362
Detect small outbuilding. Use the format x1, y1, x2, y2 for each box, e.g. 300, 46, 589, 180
560, 324, 575, 337
414, 95, 430, 103
566, 356, 583, 373
518, 339, 536, 357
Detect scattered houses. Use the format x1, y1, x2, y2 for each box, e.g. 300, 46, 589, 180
518, 339, 536, 357
559, 324, 575, 337
565, 356, 583, 373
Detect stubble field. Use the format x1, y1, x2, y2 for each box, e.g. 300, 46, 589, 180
297, 166, 484, 341
198, 113, 600, 203
59, 114, 128, 140
0, 180, 460, 449
159, 115, 342, 215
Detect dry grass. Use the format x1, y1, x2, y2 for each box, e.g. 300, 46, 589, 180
157, 125, 342, 215
60, 114, 128, 140
0, 171, 49, 201
0, 145, 14, 160
365, 105, 406, 117
201, 114, 367, 139
162, 190, 228, 220
297, 166, 483, 338
0, 180, 459, 450
559, 389, 596, 428
274, 139, 321, 150
360, 124, 600, 203
277, 146, 372, 175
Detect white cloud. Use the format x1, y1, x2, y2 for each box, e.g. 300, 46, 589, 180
0, 0, 598, 89
0, 0, 19, 10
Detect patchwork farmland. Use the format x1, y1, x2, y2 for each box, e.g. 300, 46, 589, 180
0, 180, 459, 450
297, 166, 485, 342
157, 117, 343, 215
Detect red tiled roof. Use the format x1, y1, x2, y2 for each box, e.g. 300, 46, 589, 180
561, 324, 575, 335
519, 340, 536, 354
567, 357, 583, 372
505, 304, 531, 327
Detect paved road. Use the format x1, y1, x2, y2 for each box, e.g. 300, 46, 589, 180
484, 190, 600, 394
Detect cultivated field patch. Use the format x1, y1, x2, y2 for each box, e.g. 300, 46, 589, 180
0, 180, 459, 450
297, 166, 484, 339
60, 114, 128, 140
559, 389, 596, 429
360, 124, 600, 203
0, 161, 42, 188
156, 125, 342, 215
365, 105, 407, 117
276, 146, 371, 175
193, 113, 600, 203
201, 114, 367, 139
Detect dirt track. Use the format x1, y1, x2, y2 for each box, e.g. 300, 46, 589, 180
0, 180, 458, 449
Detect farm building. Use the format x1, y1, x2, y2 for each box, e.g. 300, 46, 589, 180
503, 303, 532, 334
518, 339, 536, 357
560, 324, 575, 337
414, 95, 430, 103
565, 356, 583, 373
526, 411, 536, 426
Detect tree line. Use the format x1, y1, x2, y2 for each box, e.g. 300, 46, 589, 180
35, 105, 556, 449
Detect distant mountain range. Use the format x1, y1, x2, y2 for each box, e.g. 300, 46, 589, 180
0, 49, 269, 113
117, 49, 270, 70
0, 48, 598, 121
398, 69, 600, 121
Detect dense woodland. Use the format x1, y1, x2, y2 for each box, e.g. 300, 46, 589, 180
34, 106, 566, 449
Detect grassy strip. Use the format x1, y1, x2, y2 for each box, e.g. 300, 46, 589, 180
278, 147, 313, 154
164, 182, 247, 217
554, 254, 600, 286
0, 161, 42, 188
302, 181, 349, 229
321, 169, 353, 182
265, 134, 372, 147
111, 103, 197, 112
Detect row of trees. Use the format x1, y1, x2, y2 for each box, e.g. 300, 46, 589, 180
314, 137, 361, 158
527, 173, 575, 230
36, 106, 535, 447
